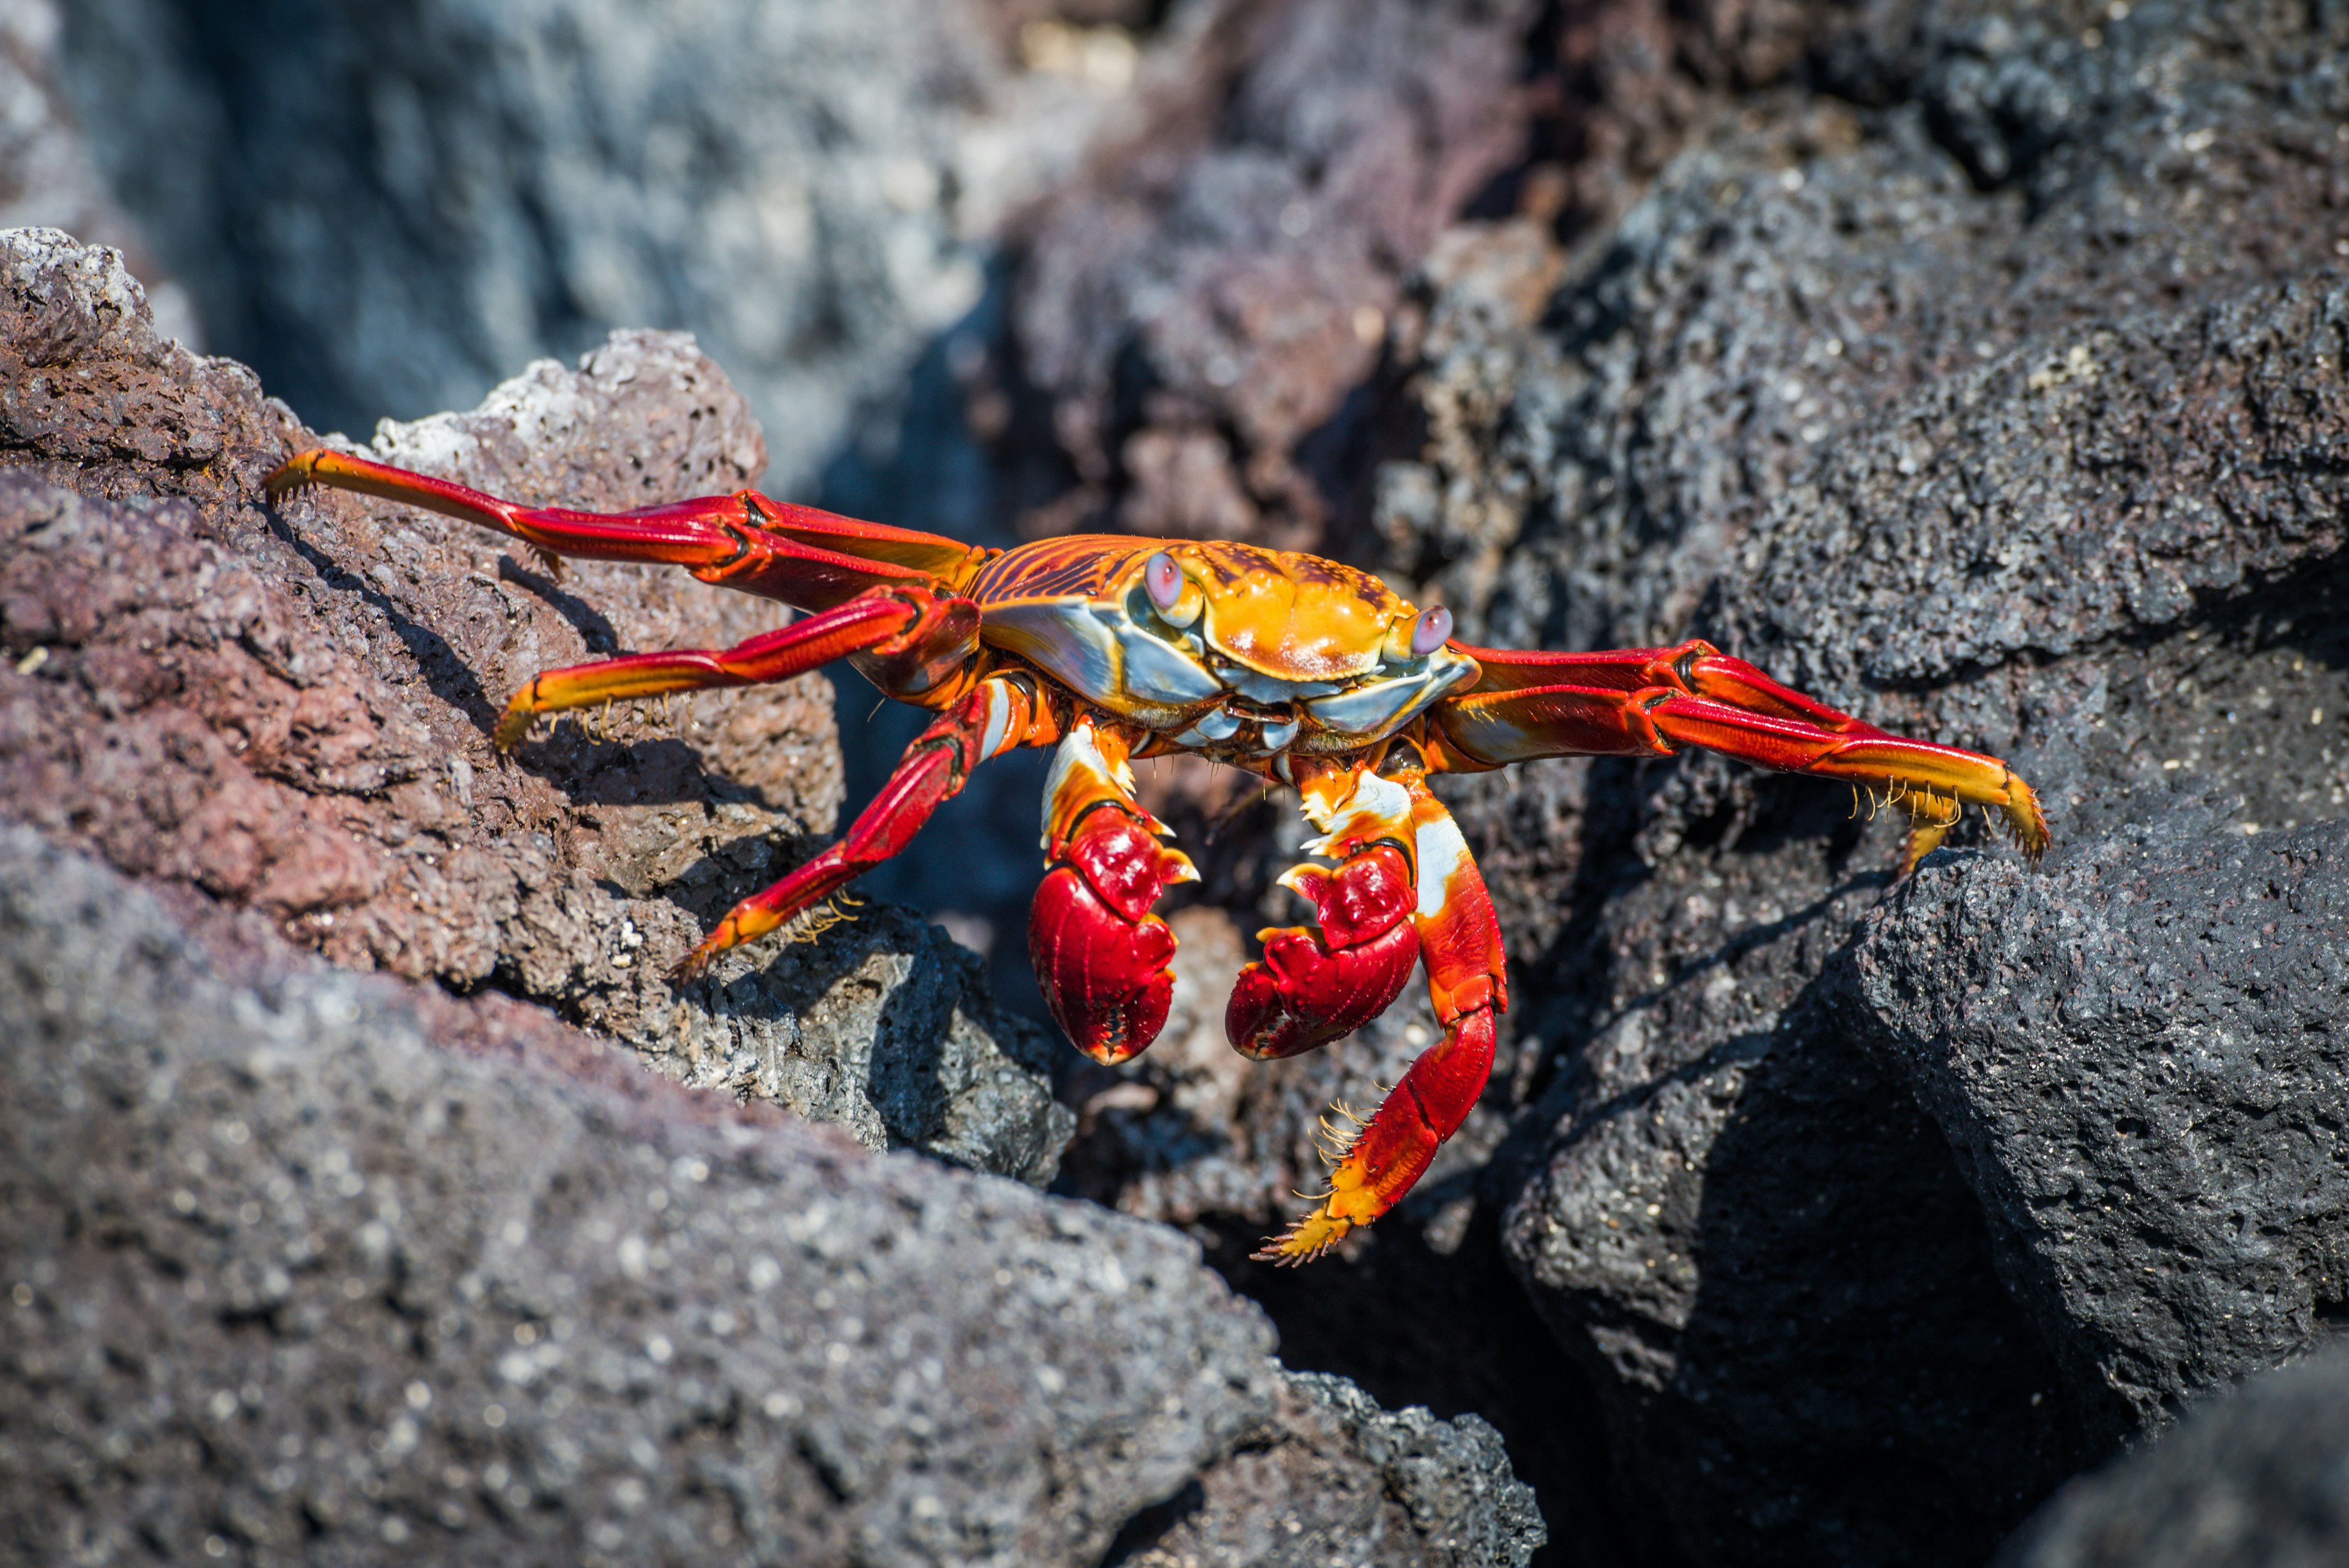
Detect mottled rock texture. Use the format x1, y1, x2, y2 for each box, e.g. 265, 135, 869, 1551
0, 823, 1277, 1567
1847, 814, 2349, 1439
0, 0, 195, 344
1354, 1, 2349, 1562
1003, 0, 1892, 557
0, 226, 1066, 1182
28, 0, 2349, 1560
1997, 1343, 2349, 1568
1111, 1372, 1545, 1568
51, 0, 1145, 487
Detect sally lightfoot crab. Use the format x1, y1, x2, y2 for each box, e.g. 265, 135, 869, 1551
266, 447, 2050, 1261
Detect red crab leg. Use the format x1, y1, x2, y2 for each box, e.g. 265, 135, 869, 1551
1027, 716, 1200, 1064
265, 448, 987, 611
1253, 759, 1507, 1265
1427, 638, 2048, 869
671, 673, 1059, 981
492, 582, 980, 748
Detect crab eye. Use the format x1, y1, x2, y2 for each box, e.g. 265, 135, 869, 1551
1144, 552, 1183, 611
1409, 606, 1453, 656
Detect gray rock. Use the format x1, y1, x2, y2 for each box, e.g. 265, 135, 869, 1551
0, 0, 196, 344
0, 822, 1276, 1567
1114, 1371, 1546, 1568
683, 901, 1072, 1188
1364, 2, 2349, 1561
0, 823, 1551, 1566
1996, 1344, 2349, 1568
1014, 0, 1538, 548
1841, 817, 2349, 1438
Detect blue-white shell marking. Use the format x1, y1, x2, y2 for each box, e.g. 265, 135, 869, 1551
981, 576, 1475, 757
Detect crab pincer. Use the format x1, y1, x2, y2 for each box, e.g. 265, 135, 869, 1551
1028, 715, 1199, 1063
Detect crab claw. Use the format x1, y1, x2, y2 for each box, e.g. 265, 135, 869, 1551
1228, 844, 1420, 1060
1030, 802, 1196, 1065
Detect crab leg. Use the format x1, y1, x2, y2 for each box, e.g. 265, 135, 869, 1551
1427, 638, 2048, 868
671, 673, 1058, 981
1028, 716, 1200, 1064
492, 583, 980, 748
1255, 760, 1507, 1264
266, 448, 987, 611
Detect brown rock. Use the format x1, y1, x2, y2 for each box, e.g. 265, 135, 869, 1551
0, 228, 1066, 1183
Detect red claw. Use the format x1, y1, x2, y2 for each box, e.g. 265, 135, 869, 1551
1030, 805, 1187, 1064
1228, 844, 1420, 1061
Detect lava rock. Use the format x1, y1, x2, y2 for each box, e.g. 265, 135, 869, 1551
1112, 1371, 1546, 1568
1364, 2, 2349, 1562
1842, 816, 2349, 1438
0, 823, 1551, 1566
0, 226, 1066, 1183
1995, 1343, 2349, 1568
685, 901, 1071, 1188
0, 0, 195, 343
0, 823, 1275, 1567
1012, 0, 1540, 548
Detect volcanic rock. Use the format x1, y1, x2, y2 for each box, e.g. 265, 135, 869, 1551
1996, 1343, 2349, 1568
1111, 1372, 1545, 1568
1846, 811, 2349, 1440
0, 821, 1274, 1566
0, 241, 1548, 1562
1011, 0, 1541, 549
1357, 2, 2349, 1561
50, 0, 1147, 486
0, 225, 1068, 1181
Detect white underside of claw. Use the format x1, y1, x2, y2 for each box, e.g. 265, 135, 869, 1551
1299, 768, 1412, 858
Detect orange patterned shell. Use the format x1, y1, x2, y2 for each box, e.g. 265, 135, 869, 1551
967, 535, 1412, 683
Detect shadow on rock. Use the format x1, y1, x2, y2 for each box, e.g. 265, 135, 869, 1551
1995, 1342, 2349, 1568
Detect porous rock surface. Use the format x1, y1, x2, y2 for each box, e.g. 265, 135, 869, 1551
1355, 1, 2349, 1562
0, 226, 1070, 1184
0, 822, 1278, 1567
1847, 811, 2349, 1438
1995, 1343, 2349, 1568
1112, 1372, 1544, 1568
1011, 0, 1539, 548
0, 0, 196, 345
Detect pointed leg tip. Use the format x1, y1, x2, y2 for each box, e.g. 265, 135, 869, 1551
1253, 1204, 1356, 1265
1899, 816, 1954, 876
263, 449, 323, 502
2005, 776, 2053, 864
667, 923, 740, 987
